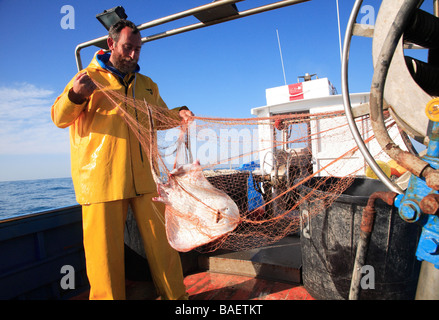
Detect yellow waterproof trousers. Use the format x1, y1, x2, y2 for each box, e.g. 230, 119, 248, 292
81, 193, 187, 300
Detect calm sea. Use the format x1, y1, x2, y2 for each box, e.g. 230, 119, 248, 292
0, 177, 78, 220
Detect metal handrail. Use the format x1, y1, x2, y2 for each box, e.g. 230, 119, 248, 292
75, 0, 310, 71
341, 0, 403, 194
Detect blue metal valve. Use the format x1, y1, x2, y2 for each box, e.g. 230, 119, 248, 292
394, 122, 439, 269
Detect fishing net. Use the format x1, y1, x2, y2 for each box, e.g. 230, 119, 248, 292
95, 81, 402, 253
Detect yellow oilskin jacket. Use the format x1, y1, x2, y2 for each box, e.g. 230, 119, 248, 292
51, 51, 182, 205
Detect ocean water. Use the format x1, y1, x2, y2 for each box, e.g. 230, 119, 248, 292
0, 177, 78, 220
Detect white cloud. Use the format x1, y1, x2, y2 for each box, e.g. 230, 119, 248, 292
0, 83, 70, 155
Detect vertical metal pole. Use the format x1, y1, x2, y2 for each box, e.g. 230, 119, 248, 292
336, 0, 343, 64
276, 29, 288, 86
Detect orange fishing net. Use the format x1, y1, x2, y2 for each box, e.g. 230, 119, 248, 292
96, 82, 399, 252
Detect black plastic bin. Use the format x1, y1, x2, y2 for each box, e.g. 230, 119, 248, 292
298, 177, 421, 300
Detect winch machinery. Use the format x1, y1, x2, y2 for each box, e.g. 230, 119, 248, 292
343, 0, 439, 300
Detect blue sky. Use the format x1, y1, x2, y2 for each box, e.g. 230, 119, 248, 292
0, 0, 431, 181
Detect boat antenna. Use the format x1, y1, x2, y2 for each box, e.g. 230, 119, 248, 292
276, 28, 288, 86
336, 0, 343, 64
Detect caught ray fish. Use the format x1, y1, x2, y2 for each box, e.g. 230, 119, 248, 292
145, 103, 239, 252
152, 160, 240, 252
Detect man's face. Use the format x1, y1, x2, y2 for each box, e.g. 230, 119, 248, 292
108, 27, 142, 74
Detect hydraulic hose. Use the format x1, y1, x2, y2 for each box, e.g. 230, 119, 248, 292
404, 8, 439, 50
369, 0, 433, 181
405, 56, 439, 96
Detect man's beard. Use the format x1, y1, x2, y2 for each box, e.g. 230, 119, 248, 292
112, 54, 138, 74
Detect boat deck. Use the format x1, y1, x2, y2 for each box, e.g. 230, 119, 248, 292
72, 235, 314, 300
72, 272, 313, 300
185, 271, 313, 300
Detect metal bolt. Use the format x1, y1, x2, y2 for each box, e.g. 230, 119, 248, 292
420, 194, 439, 216
429, 104, 439, 114
399, 201, 420, 222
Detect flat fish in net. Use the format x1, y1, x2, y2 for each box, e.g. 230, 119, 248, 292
152, 160, 240, 252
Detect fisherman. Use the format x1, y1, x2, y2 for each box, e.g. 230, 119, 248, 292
51, 19, 192, 300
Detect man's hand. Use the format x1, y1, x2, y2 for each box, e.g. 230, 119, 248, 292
69, 72, 97, 104
179, 108, 194, 123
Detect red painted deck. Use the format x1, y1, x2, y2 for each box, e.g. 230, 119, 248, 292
185, 272, 314, 300
73, 271, 314, 300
